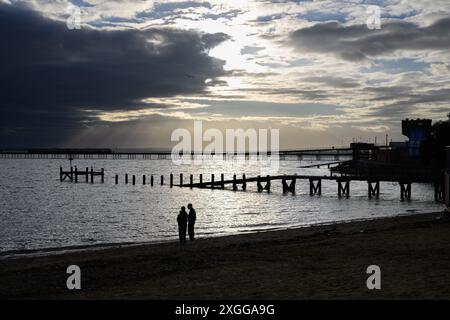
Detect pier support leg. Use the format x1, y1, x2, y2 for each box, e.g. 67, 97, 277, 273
400, 182, 411, 200
368, 181, 380, 199
90, 168, 94, 183
160, 175, 164, 185
309, 179, 321, 196
199, 174, 203, 186
264, 176, 271, 192
85, 168, 89, 183
282, 179, 289, 193
338, 179, 350, 198
132, 175, 136, 185
257, 176, 263, 192
211, 174, 215, 189
221, 174, 224, 189
242, 174, 247, 191
289, 179, 296, 194
233, 174, 237, 191
60, 167, 63, 182
435, 183, 444, 201
151, 175, 154, 186
101, 168, 104, 183
75, 167, 78, 183
180, 173, 183, 187
190, 174, 193, 188
143, 175, 146, 185
115, 174, 118, 185
170, 173, 173, 188
125, 173, 128, 184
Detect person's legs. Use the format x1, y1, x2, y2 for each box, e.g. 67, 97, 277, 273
188, 223, 195, 241
181, 227, 187, 244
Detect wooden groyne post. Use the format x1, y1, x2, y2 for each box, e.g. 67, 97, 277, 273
400, 182, 411, 201
337, 178, 350, 198
368, 180, 380, 199
309, 178, 321, 196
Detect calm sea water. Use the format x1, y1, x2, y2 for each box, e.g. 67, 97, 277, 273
0, 158, 443, 252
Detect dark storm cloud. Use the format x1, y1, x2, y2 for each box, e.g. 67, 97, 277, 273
290, 18, 450, 61
0, 3, 228, 146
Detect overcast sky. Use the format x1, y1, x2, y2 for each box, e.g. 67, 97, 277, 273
1, 0, 449, 149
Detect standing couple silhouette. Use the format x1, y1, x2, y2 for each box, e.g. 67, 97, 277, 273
177, 203, 196, 245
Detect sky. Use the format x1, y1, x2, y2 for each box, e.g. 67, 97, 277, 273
0, 0, 449, 149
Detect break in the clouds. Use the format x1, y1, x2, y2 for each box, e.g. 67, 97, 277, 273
1, 0, 450, 148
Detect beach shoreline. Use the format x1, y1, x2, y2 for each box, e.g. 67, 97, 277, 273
0, 211, 435, 259
1, 210, 450, 299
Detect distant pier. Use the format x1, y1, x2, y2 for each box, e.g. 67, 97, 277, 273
0, 147, 362, 161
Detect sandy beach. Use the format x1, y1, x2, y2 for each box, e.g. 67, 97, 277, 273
1, 211, 450, 299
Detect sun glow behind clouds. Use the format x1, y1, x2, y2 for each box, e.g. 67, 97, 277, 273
4, 0, 450, 148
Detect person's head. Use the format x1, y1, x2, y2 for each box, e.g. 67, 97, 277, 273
187, 203, 193, 209
180, 206, 186, 213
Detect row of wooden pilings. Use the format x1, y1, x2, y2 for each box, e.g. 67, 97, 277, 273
59, 167, 444, 201
111, 173, 444, 201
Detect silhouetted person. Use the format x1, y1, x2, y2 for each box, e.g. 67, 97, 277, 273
187, 203, 196, 241
177, 206, 188, 245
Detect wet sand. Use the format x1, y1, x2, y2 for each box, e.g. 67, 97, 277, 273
1, 211, 450, 299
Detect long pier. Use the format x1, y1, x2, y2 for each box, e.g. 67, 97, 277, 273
0, 148, 356, 161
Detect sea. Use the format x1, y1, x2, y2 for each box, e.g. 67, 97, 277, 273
0, 157, 443, 253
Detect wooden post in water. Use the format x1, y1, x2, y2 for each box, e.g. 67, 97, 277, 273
264, 175, 271, 192
70, 166, 74, 182
151, 175, 154, 186
132, 175, 136, 185
180, 173, 183, 187
125, 173, 128, 184
160, 175, 164, 185
257, 176, 263, 192
75, 167, 78, 183
242, 174, 247, 191
368, 181, 379, 199
85, 168, 89, 182
170, 173, 173, 188
199, 174, 203, 185
90, 168, 94, 183
115, 174, 118, 184
211, 174, 215, 189
60, 166, 63, 181
221, 173, 224, 189
143, 175, 146, 185
309, 178, 321, 196
233, 174, 237, 191
337, 179, 349, 198
400, 182, 411, 200
101, 168, 104, 183
434, 182, 443, 201
190, 174, 193, 188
